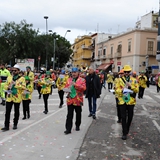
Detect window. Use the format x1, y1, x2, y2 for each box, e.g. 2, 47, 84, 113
117, 44, 122, 53
103, 48, 106, 55
148, 41, 154, 51
128, 41, 131, 52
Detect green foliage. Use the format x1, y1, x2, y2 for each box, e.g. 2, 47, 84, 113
0, 20, 72, 69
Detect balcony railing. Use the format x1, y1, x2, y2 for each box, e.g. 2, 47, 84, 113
100, 55, 107, 59
81, 55, 92, 60
115, 52, 122, 58
146, 50, 156, 56
107, 54, 113, 59
81, 45, 93, 50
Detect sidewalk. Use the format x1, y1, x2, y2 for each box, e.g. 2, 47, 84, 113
77, 88, 160, 160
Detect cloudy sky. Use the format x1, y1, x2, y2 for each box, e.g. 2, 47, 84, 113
0, 0, 159, 43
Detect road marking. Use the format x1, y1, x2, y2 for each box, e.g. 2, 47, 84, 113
104, 95, 111, 100
0, 107, 66, 143
152, 120, 160, 133
154, 95, 160, 99
143, 95, 153, 100
141, 105, 147, 111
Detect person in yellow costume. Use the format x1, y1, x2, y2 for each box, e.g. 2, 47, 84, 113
0, 63, 11, 105
115, 65, 139, 140
39, 71, 52, 114
106, 70, 114, 92
56, 70, 68, 108
25, 66, 34, 85
22, 76, 33, 120
1, 64, 26, 131
155, 72, 160, 93
138, 71, 147, 99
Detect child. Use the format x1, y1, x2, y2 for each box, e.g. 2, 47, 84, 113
22, 76, 33, 120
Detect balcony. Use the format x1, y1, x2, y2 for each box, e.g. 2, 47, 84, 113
107, 54, 113, 59
81, 55, 92, 60
100, 55, 107, 60
81, 45, 93, 50
146, 50, 156, 56
115, 52, 122, 58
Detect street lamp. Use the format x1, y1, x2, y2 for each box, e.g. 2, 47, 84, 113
49, 30, 57, 70
64, 30, 71, 38
44, 16, 49, 69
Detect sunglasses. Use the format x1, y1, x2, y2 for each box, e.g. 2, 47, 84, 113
12, 70, 18, 72
124, 71, 130, 73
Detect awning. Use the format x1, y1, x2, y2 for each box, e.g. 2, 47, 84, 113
97, 63, 111, 70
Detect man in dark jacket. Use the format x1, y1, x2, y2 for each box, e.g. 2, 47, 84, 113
85, 66, 101, 119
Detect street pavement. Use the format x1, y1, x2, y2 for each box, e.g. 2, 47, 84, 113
0, 85, 160, 160
0, 88, 105, 160
77, 85, 160, 160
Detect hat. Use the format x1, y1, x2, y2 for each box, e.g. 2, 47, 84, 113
118, 69, 124, 74
141, 71, 145, 74
46, 71, 51, 75
61, 70, 65, 74
123, 65, 132, 71
26, 66, 31, 70
25, 76, 30, 81
13, 64, 20, 70
72, 67, 79, 72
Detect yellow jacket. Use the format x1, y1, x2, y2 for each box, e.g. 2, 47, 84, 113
115, 76, 139, 105
39, 77, 52, 94
4, 75, 26, 103
138, 75, 147, 88
107, 74, 114, 83
56, 74, 68, 91
22, 82, 33, 100
25, 71, 34, 84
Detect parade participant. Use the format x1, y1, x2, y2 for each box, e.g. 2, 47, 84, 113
39, 71, 52, 114
115, 65, 139, 140
63, 67, 86, 134
155, 72, 160, 93
1, 64, 26, 131
85, 66, 101, 119
56, 70, 68, 108
25, 66, 34, 85
107, 70, 114, 92
138, 71, 147, 99
0, 63, 11, 105
36, 68, 45, 99
114, 70, 124, 123
22, 76, 33, 120
6, 65, 11, 73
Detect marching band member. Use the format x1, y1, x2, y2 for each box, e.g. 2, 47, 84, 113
138, 71, 147, 99
39, 71, 52, 114
22, 76, 33, 120
115, 65, 139, 140
107, 70, 114, 92
0, 63, 11, 105
1, 64, 26, 131
56, 70, 68, 108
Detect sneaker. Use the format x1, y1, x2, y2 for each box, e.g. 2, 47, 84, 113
117, 120, 121, 123
59, 105, 62, 108
22, 117, 26, 120
76, 127, 80, 131
13, 125, 17, 130
88, 113, 92, 117
92, 115, 96, 119
43, 111, 48, 114
64, 130, 71, 134
1, 127, 9, 131
121, 135, 127, 140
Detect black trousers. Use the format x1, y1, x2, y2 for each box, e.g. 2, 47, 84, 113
43, 94, 49, 112
157, 84, 160, 93
108, 82, 113, 90
138, 86, 145, 98
37, 86, 42, 98
65, 104, 82, 132
4, 102, 20, 128
116, 98, 121, 121
58, 90, 64, 106
119, 103, 134, 135
22, 100, 30, 118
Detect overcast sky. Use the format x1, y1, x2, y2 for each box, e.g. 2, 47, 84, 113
0, 0, 159, 43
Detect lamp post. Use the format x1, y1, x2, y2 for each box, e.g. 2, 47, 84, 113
49, 30, 57, 70
44, 16, 48, 69
64, 30, 71, 38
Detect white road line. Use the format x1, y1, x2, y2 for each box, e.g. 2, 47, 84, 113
143, 95, 154, 100
0, 107, 66, 143
152, 120, 160, 133
154, 95, 160, 99
141, 105, 147, 111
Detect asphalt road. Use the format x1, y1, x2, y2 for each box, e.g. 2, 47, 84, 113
77, 85, 160, 160
0, 88, 105, 160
